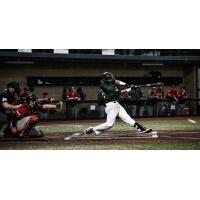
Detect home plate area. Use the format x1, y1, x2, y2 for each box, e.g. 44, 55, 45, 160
1, 130, 200, 144
64, 131, 158, 141
64, 130, 200, 142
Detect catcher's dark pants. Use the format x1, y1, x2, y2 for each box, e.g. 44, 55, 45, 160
0, 112, 8, 131
0, 112, 17, 137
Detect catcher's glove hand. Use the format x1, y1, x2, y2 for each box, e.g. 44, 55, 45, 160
56, 101, 63, 112
49, 98, 55, 102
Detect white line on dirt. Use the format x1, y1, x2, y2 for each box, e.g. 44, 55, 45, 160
160, 136, 200, 140
37, 124, 84, 128
64, 136, 157, 140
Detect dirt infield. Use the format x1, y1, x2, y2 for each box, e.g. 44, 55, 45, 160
0, 130, 200, 149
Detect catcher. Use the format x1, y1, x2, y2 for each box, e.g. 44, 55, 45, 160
4, 94, 63, 138
83, 72, 157, 136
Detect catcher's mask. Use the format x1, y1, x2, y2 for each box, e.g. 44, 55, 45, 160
25, 94, 37, 105
7, 81, 21, 97
102, 72, 115, 84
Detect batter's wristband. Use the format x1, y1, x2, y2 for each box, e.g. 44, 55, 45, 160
119, 81, 126, 86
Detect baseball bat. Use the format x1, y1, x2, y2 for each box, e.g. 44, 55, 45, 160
130, 82, 164, 88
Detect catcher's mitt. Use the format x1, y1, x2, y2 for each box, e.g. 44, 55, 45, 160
56, 101, 64, 112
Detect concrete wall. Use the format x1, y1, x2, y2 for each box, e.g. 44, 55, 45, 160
183, 65, 197, 114
183, 65, 196, 98
0, 62, 194, 100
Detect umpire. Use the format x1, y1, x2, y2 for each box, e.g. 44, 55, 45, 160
0, 82, 22, 137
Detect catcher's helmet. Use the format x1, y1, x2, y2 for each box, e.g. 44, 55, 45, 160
25, 94, 37, 102
102, 72, 115, 83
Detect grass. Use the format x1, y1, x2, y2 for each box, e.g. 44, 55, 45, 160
36, 118, 200, 134
1, 118, 200, 150
1, 142, 200, 150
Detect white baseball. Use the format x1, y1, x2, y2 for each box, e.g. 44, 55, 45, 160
187, 119, 196, 124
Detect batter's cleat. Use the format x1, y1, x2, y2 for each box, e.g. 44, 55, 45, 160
134, 122, 153, 134
139, 127, 153, 134
83, 127, 94, 135
138, 127, 158, 138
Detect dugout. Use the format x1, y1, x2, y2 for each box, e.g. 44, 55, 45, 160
0, 49, 199, 116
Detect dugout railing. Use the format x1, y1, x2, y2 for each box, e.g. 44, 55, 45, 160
43, 98, 200, 120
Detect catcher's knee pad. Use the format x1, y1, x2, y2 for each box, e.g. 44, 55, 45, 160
30, 115, 39, 123
27, 115, 39, 131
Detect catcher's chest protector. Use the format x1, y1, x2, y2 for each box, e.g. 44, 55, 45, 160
15, 105, 30, 120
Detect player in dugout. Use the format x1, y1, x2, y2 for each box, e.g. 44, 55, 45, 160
83, 72, 157, 137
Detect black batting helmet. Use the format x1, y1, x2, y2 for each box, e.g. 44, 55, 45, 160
102, 72, 115, 83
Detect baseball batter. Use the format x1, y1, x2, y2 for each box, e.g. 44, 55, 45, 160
84, 72, 156, 135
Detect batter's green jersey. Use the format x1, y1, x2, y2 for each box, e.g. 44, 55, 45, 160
99, 80, 120, 103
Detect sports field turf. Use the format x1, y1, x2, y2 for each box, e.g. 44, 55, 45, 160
37, 118, 200, 133
1, 117, 200, 150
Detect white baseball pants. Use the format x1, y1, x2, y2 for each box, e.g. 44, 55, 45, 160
93, 101, 136, 134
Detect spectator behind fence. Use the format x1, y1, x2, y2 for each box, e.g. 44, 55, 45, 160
129, 87, 145, 117
66, 86, 80, 119
120, 91, 131, 113
62, 86, 68, 100
155, 86, 165, 116
128, 88, 138, 117
166, 86, 178, 116
20, 87, 30, 102
176, 86, 188, 115
147, 87, 158, 116
77, 86, 86, 101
